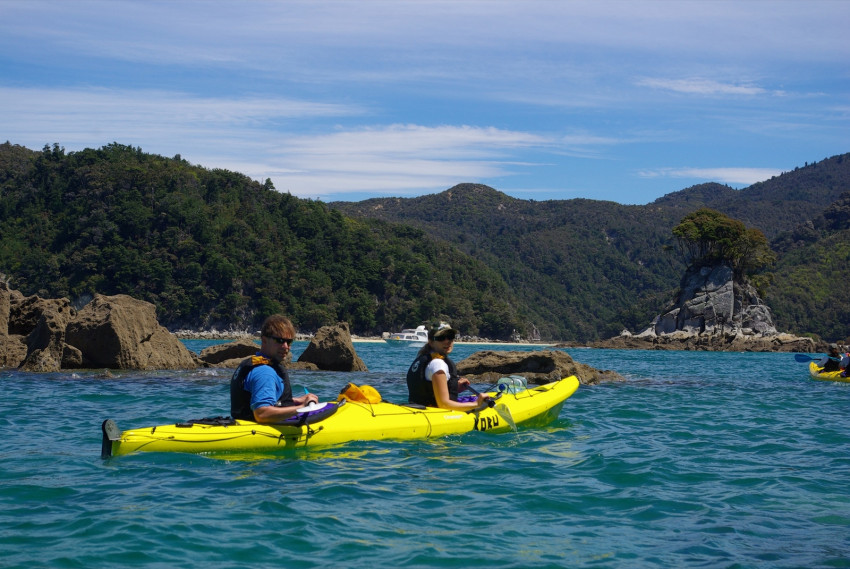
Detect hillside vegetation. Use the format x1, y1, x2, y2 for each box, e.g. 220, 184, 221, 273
2, 141, 849, 341
0, 143, 524, 339
332, 155, 850, 341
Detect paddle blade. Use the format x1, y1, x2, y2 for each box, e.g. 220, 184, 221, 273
495, 403, 517, 432
794, 354, 817, 363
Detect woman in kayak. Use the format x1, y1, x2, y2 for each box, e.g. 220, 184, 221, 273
406, 322, 490, 410
230, 314, 319, 423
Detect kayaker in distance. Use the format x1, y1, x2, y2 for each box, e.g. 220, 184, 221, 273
406, 322, 491, 410
818, 344, 843, 373
230, 315, 319, 423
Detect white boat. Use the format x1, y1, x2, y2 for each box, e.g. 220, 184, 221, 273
384, 325, 429, 347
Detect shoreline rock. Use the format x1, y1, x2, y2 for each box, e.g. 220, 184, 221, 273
457, 349, 623, 385
559, 331, 821, 352
297, 322, 368, 372
1, 286, 201, 371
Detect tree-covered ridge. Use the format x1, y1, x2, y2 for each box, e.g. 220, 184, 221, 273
652, 154, 850, 239
2, 142, 850, 342
0, 142, 525, 338
767, 191, 850, 341
334, 185, 690, 339
332, 155, 850, 341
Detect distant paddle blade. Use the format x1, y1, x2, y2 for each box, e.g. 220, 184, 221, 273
794, 354, 816, 363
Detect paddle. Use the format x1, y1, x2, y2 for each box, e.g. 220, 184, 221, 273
794, 354, 820, 363
466, 383, 517, 431
794, 353, 835, 363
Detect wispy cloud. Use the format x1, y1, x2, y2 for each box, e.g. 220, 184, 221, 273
0, 86, 560, 198
267, 124, 554, 197
637, 78, 770, 97
1, 1, 846, 203
0, 86, 359, 158
638, 167, 783, 186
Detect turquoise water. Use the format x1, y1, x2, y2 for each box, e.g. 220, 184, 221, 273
2, 342, 849, 568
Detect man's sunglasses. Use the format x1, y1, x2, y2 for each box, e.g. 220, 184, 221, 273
434, 333, 456, 342
265, 335, 294, 345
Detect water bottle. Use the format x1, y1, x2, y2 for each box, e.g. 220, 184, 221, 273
497, 375, 527, 395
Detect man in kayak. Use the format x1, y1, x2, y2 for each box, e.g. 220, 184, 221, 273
230, 315, 318, 423
406, 322, 490, 410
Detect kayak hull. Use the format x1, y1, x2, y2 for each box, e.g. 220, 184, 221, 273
809, 361, 850, 383
103, 375, 580, 457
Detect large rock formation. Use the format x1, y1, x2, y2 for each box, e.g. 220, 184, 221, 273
0, 286, 367, 372
1, 289, 201, 371
0, 284, 27, 367
585, 263, 819, 352
457, 349, 623, 385
297, 322, 368, 372
19, 297, 78, 372
64, 294, 200, 370
651, 264, 775, 336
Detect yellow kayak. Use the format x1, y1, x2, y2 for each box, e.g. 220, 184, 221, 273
102, 376, 580, 457
809, 361, 850, 383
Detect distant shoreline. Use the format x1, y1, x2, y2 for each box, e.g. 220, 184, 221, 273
355, 337, 556, 347
173, 330, 555, 348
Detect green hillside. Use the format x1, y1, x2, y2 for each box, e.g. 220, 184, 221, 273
2, 141, 849, 342
0, 142, 524, 338
332, 155, 850, 341
767, 191, 850, 341
333, 186, 688, 339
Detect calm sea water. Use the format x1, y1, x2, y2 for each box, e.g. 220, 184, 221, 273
2, 342, 849, 568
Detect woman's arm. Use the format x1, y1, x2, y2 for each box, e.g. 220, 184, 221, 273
431, 371, 485, 411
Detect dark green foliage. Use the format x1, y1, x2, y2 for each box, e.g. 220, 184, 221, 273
671, 208, 775, 277
767, 191, 850, 341
2, 141, 849, 341
0, 142, 521, 337
333, 157, 850, 342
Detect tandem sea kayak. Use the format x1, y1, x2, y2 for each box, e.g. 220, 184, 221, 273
101, 375, 580, 457
809, 361, 850, 383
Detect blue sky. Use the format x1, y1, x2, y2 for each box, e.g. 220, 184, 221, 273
1, 0, 848, 204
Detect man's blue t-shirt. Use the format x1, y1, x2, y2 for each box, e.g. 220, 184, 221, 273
243, 364, 284, 411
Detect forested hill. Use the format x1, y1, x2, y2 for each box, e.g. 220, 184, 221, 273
651, 154, 850, 239
0, 142, 526, 339
2, 141, 849, 341
331, 153, 850, 341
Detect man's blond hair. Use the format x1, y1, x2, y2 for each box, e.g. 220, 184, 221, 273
261, 315, 295, 338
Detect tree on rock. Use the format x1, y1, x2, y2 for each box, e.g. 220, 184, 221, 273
672, 208, 776, 278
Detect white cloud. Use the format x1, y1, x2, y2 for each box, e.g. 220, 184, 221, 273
264, 124, 554, 197
0, 86, 562, 198
637, 78, 768, 97
638, 167, 783, 186
1, 1, 846, 203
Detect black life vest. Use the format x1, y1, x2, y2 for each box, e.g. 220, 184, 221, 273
406, 351, 459, 407
823, 356, 841, 372
230, 355, 294, 420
